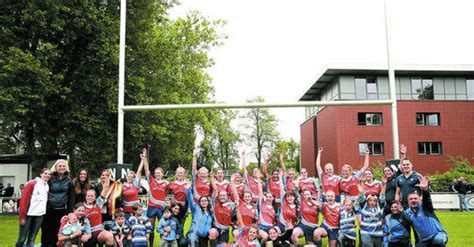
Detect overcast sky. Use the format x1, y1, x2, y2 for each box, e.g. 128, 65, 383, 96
170, 0, 474, 141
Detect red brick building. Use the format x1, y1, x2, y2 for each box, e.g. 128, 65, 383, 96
299, 64, 474, 175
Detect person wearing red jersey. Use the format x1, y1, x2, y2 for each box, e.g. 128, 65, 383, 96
262, 154, 283, 207
209, 190, 237, 246
279, 152, 298, 194
136, 148, 169, 246
212, 168, 229, 193
314, 190, 341, 247
230, 171, 258, 241
316, 147, 341, 202
363, 169, 382, 197
121, 169, 141, 219
291, 189, 320, 245
65, 190, 114, 247
235, 225, 260, 247
228, 172, 245, 203
242, 150, 264, 203
192, 147, 212, 204
296, 168, 320, 198
275, 171, 299, 242
257, 183, 278, 245
168, 166, 190, 207
231, 191, 258, 240
339, 147, 370, 209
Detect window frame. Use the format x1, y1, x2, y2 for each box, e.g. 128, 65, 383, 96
359, 142, 384, 156
355, 76, 378, 100
418, 142, 443, 155
358, 112, 383, 126
416, 112, 441, 126
411, 77, 434, 100
467, 78, 474, 100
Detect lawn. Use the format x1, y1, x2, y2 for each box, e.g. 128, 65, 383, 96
2, 211, 472, 246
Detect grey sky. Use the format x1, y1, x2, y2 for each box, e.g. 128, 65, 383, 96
170, 0, 474, 141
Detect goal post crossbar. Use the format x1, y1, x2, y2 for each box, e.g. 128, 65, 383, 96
121, 100, 393, 111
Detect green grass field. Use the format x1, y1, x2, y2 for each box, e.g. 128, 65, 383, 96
2, 211, 473, 246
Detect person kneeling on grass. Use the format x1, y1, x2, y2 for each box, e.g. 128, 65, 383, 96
157, 206, 178, 247
402, 177, 448, 247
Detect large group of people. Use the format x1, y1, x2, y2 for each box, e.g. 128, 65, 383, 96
15, 144, 449, 247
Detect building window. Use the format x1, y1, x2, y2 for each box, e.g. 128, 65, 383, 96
418, 142, 442, 155
355, 77, 378, 99
358, 112, 383, 126
416, 113, 440, 126
411, 77, 434, 100
359, 142, 384, 155
467, 79, 474, 100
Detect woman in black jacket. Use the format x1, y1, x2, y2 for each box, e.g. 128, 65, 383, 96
41, 159, 72, 247
69, 168, 92, 207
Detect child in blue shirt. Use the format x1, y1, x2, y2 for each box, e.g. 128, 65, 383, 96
157, 206, 178, 247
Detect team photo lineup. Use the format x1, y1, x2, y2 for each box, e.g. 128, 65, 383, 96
16, 144, 448, 247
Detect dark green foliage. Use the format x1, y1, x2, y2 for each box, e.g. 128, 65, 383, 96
0, 1, 224, 176
429, 156, 474, 192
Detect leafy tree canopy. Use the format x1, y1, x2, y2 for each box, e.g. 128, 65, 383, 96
0, 1, 225, 177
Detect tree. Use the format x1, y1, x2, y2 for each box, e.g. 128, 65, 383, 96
241, 96, 280, 168
0, 1, 224, 175
269, 139, 300, 171
200, 109, 241, 171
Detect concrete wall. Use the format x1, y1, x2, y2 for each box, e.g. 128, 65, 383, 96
0, 163, 30, 197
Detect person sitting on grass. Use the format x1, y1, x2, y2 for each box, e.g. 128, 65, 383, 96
59, 213, 83, 247
157, 206, 178, 247
110, 211, 131, 247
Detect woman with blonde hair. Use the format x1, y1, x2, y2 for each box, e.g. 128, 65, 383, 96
95, 169, 122, 227
41, 159, 72, 247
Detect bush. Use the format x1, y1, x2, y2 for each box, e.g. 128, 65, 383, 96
428, 156, 474, 192
370, 161, 385, 180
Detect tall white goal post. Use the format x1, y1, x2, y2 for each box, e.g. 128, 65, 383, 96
116, 0, 399, 163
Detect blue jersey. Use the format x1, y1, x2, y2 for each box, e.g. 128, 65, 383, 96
357, 193, 384, 238
339, 210, 356, 240
383, 213, 410, 245
129, 215, 153, 245
402, 190, 447, 243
